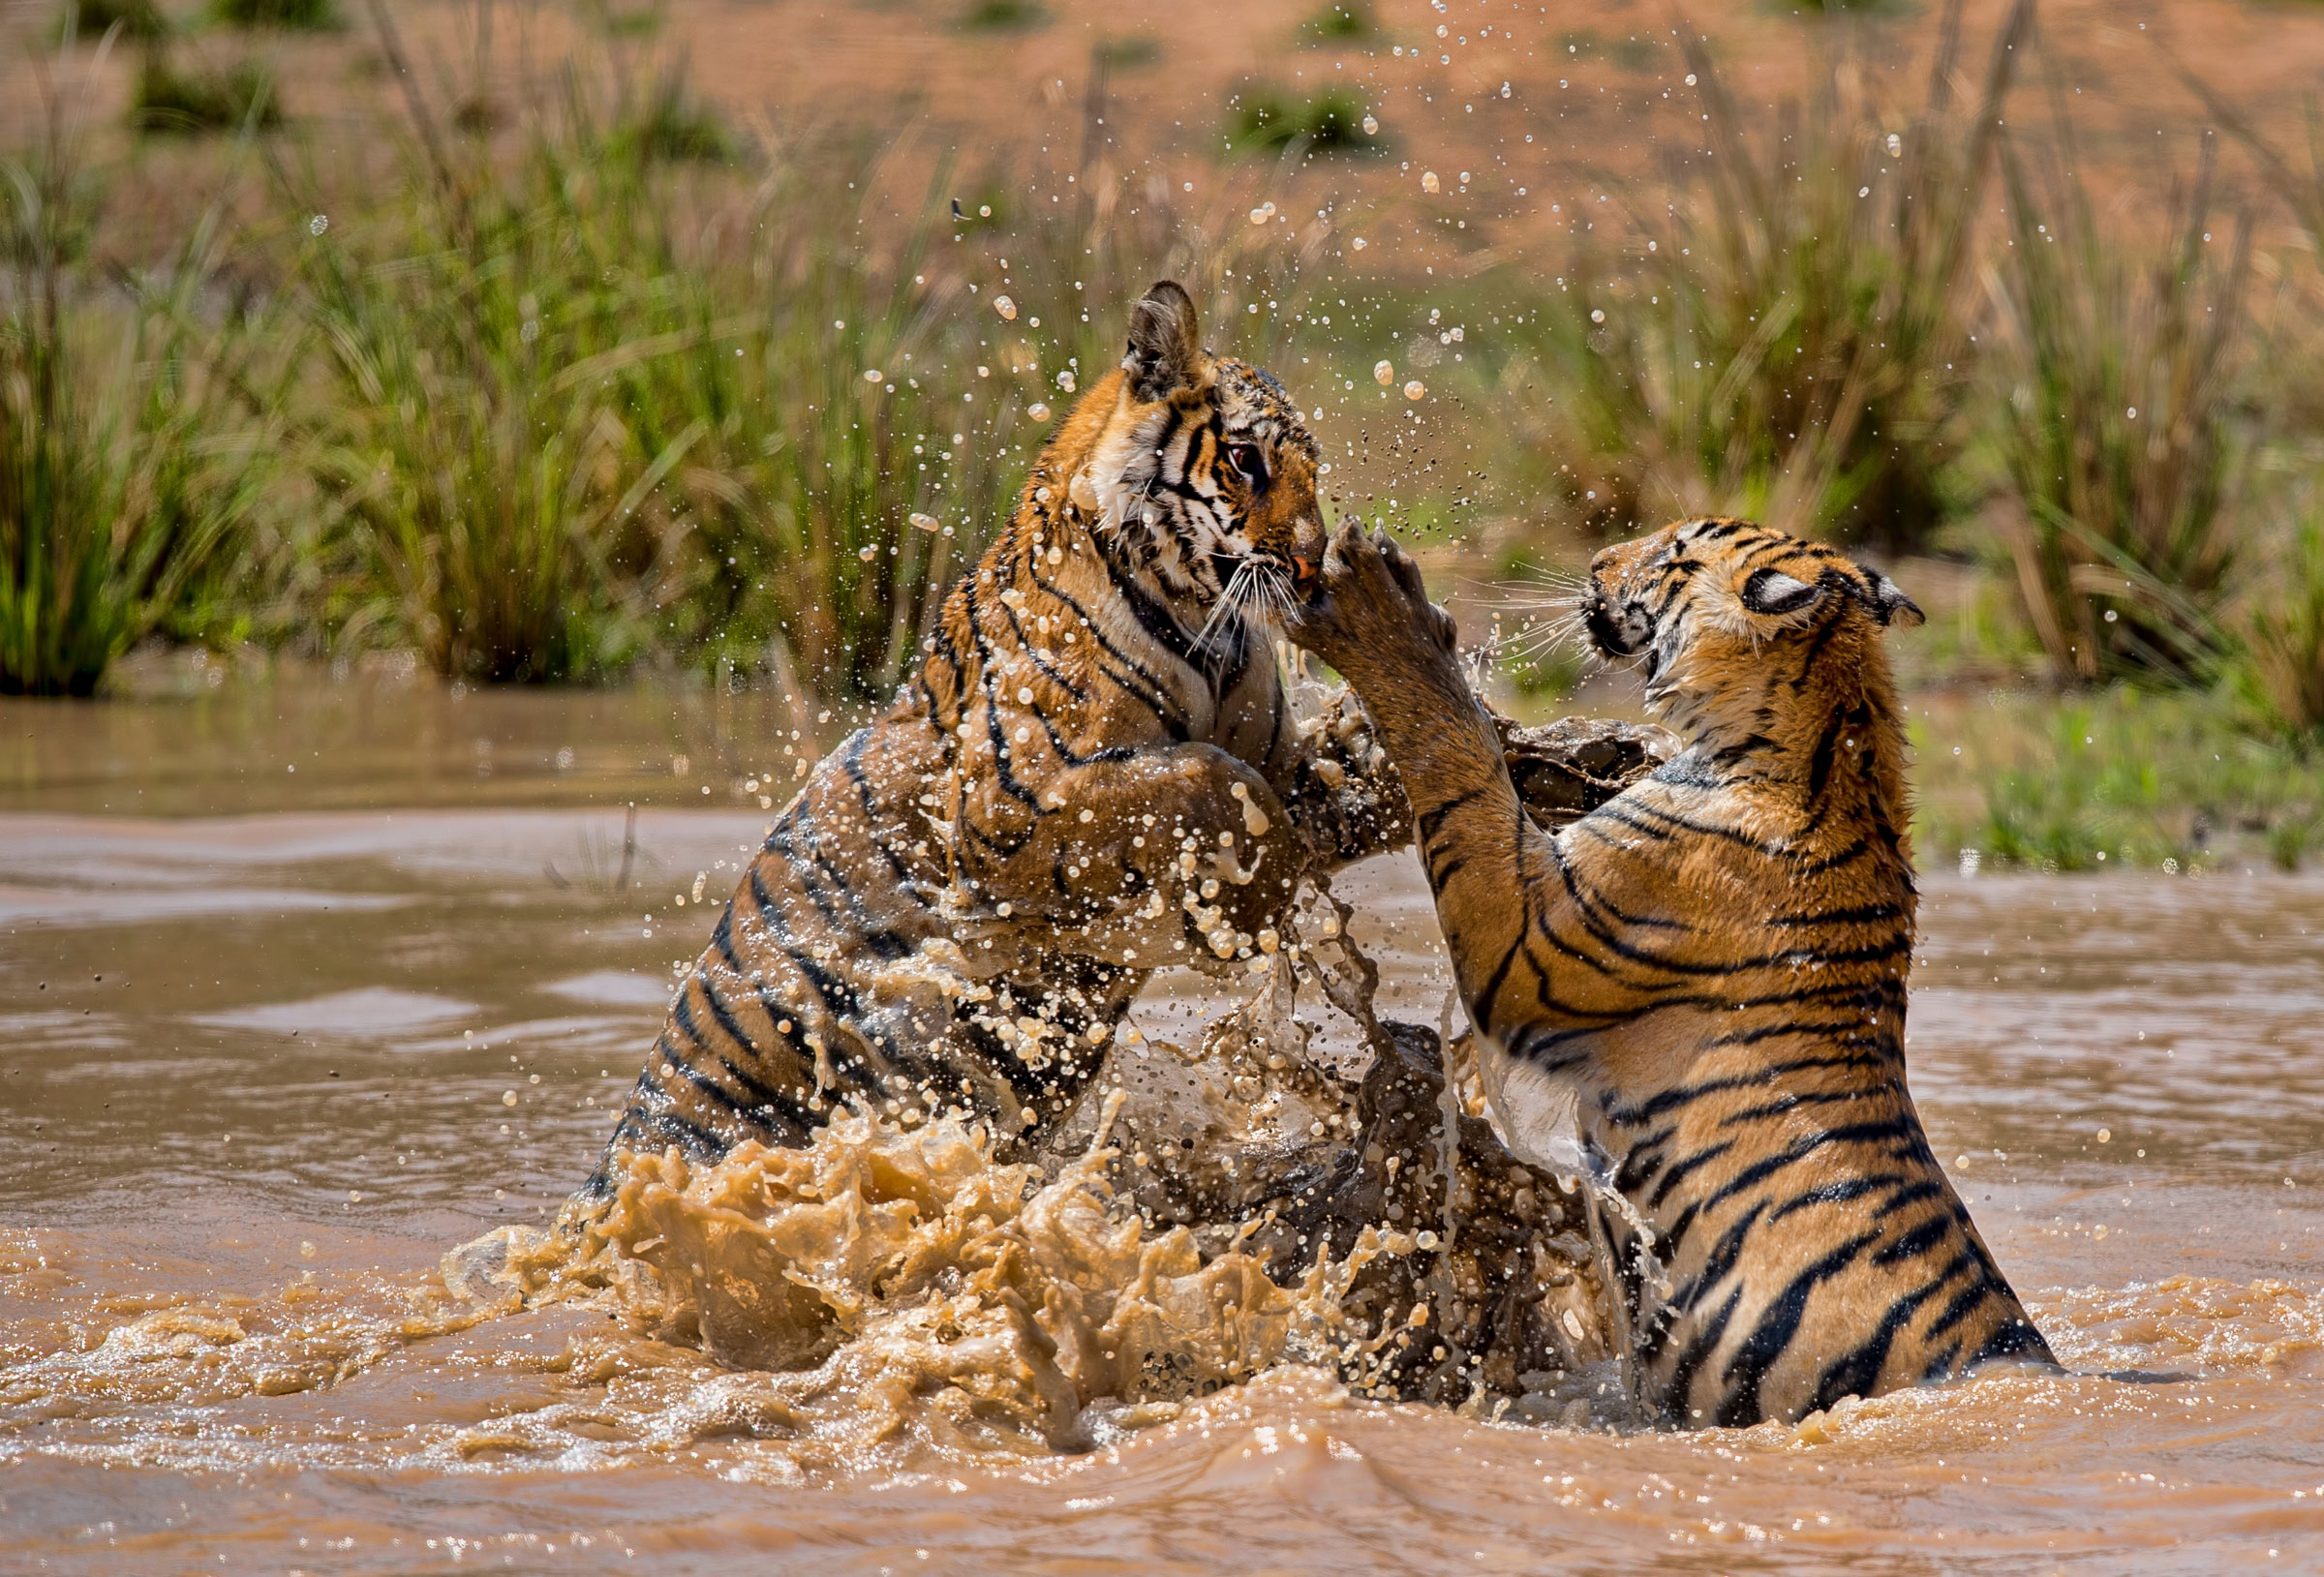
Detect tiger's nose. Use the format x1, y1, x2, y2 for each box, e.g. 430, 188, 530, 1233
1290, 517, 1327, 585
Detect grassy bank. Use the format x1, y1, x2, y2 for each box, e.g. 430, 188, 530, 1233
4, 3, 2323, 850
1910, 686, 2322, 874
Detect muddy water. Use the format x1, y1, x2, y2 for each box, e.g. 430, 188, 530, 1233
5, 675, 2324, 1573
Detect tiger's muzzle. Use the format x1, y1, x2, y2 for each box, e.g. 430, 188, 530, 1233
1585, 592, 1654, 658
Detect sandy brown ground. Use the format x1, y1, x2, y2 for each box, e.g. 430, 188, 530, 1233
6, 0, 2324, 266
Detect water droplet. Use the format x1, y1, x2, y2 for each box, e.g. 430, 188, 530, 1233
1403, 379, 1426, 400
1421, 170, 1441, 194
1590, 308, 1606, 324
909, 512, 941, 532
858, 545, 879, 561
1027, 402, 1052, 422
1361, 113, 1379, 135
308, 213, 328, 235
864, 368, 883, 382
1373, 359, 1395, 385
994, 294, 1017, 320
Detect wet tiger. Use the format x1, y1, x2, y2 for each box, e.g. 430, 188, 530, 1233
590, 282, 1401, 1192
1287, 516, 2056, 1426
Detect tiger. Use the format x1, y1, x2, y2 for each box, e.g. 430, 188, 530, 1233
1285, 515, 2057, 1427
589, 282, 1404, 1193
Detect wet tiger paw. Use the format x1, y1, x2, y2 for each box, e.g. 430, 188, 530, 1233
1284, 524, 1458, 680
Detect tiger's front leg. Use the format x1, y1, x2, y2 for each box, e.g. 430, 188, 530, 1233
945, 742, 1309, 973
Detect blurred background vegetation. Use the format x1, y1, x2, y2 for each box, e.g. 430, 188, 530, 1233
1, 0, 2319, 870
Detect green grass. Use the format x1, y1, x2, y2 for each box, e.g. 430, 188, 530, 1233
1300, 2, 1374, 42
294, 123, 700, 683
2231, 497, 2324, 739
1094, 35, 1161, 69
54, 0, 170, 43
1911, 687, 2323, 872
958, 0, 1045, 31
593, 3, 663, 38
212, 0, 333, 28
131, 51, 281, 136
260, 51, 1325, 699
1227, 85, 1379, 156
1495, 4, 2032, 549
608, 68, 732, 164
18, 15, 2324, 771
1978, 130, 2248, 685
2, 106, 274, 695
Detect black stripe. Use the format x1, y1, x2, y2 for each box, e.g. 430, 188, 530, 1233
612, 1104, 726, 1162
1808, 1268, 1952, 1412
1648, 1139, 1737, 1208
1789, 606, 1849, 694
1766, 901, 1908, 928
1026, 558, 1189, 736
1414, 785, 1486, 844
1605, 1053, 1884, 1127
992, 595, 1093, 703
1589, 801, 1776, 856
1765, 1170, 1916, 1223
1098, 531, 1208, 666
1658, 1286, 1743, 1422
839, 730, 914, 883
1969, 1319, 2054, 1368
1870, 1208, 1954, 1267
1699, 1118, 1918, 1214
1665, 1200, 1768, 1324
1715, 1228, 1882, 1426
1716, 1086, 1882, 1126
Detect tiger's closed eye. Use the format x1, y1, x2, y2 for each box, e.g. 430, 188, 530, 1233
1224, 442, 1267, 490
1741, 566, 1820, 616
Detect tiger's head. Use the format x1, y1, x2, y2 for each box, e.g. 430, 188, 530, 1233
1584, 517, 1923, 735
1055, 282, 1326, 642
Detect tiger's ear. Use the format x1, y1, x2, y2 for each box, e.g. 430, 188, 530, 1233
1867, 571, 1924, 629
1123, 281, 1202, 402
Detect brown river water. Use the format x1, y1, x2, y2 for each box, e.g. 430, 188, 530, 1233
4, 666, 2323, 1574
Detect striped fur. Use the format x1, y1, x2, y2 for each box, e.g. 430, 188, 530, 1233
591, 283, 1400, 1191
1289, 517, 2056, 1426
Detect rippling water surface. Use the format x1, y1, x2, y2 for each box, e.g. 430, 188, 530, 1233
4, 677, 2321, 1573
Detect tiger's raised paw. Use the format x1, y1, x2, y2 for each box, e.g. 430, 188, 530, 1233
1285, 524, 1458, 682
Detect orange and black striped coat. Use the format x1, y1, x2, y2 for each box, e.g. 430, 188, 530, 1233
1289, 517, 2055, 1426
591, 284, 1400, 1190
